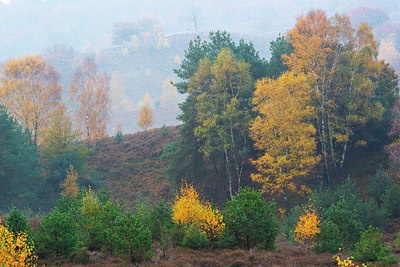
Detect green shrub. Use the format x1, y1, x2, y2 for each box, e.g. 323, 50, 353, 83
35, 210, 78, 257
147, 200, 174, 242
397, 232, 400, 249
364, 199, 385, 228
113, 211, 152, 263
281, 205, 304, 243
382, 185, 400, 218
324, 198, 363, 250
312, 178, 382, 228
314, 220, 341, 254
223, 187, 279, 250
88, 189, 124, 253
368, 169, 392, 204
115, 131, 123, 144
352, 226, 398, 265
160, 124, 170, 137
181, 224, 210, 249
6, 206, 32, 239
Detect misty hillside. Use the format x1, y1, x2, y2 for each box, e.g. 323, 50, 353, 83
42, 31, 273, 134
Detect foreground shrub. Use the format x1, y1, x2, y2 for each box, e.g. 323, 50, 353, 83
0, 219, 36, 266
223, 187, 279, 250
81, 188, 124, 252
147, 200, 174, 241
368, 169, 392, 204
381, 184, 400, 218
282, 205, 303, 242
35, 210, 78, 257
324, 198, 363, 250
172, 182, 225, 244
311, 178, 383, 228
6, 207, 32, 243
181, 224, 210, 249
352, 226, 398, 265
313, 220, 341, 254
293, 205, 320, 247
113, 211, 152, 263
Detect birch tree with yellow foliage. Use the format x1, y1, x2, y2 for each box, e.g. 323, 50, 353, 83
61, 165, 79, 198
283, 10, 386, 180
250, 72, 319, 197
0, 219, 36, 266
137, 103, 155, 131
0, 55, 63, 147
172, 182, 225, 243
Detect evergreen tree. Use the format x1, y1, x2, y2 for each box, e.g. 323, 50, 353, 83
0, 106, 40, 211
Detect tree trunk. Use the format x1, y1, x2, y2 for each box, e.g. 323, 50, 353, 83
223, 148, 233, 200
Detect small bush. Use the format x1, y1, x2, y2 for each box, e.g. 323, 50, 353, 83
172, 183, 225, 244
114, 131, 123, 144
181, 224, 210, 249
368, 169, 392, 204
381, 185, 400, 218
293, 205, 320, 247
352, 226, 398, 265
6, 207, 32, 241
113, 211, 152, 263
35, 210, 78, 257
160, 124, 170, 137
314, 220, 341, 254
324, 198, 363, 250
0, 219, 36, 266
223, 187, 279, 250
282, 205, 303, 243
311, 178, 376, 228
147, 200, 174, 241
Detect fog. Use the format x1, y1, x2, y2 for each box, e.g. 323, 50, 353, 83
0, 0, 399, 60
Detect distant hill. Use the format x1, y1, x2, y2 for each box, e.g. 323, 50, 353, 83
43, 24, 400, 136
43, 32, 273, 135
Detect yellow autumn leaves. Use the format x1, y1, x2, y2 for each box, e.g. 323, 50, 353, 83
172, 182, 225, 241
293, 205, 320, 247
0, 219, 36, 266
250, 72, 319, 197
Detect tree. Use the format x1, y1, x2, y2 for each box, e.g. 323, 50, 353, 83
223, 187, 279, 250
110, 72, 133, 112
113, 211, 152, 263
250, 72, 319, 197
294, 205, 320, 248
283, 10, 388, 180
40, 108, 88, 204
191, 48, 253, 198
61, 165, 79, 198
162, 31, 267, 200
160, 77, 178, 107
137, 104, 155, 131
266, 34, 293, 78
69, 57, 110, 142
0, 55, 63, 147
172, 182, 225, 243
0, 106, 40, 210
0, 219, 36, 266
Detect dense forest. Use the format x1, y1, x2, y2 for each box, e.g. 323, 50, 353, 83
2, 9, 400, 266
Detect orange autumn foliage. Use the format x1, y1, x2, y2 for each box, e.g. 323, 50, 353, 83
294, 205, 320, 247
0, 219, 36, 266
172, 183, 225, 240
